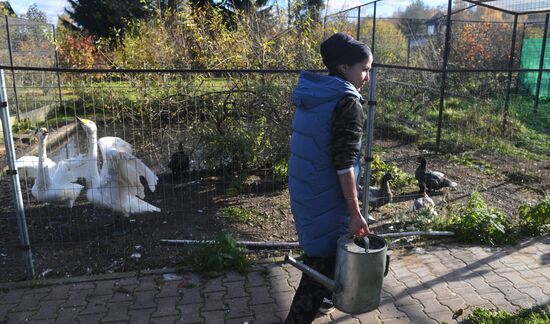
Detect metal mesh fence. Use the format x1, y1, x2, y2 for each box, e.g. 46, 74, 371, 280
0, 69, 300, 280
1, 3, 549, 282
0, 16, 59, 120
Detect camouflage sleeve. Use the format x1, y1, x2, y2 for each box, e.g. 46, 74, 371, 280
331, 96, 364, 171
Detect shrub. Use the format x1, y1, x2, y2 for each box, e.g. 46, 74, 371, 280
107, 7, 323, 70
411, 208, 439, 229
11, 119, 35, 135
187, 231, 249, 274
55, 26, 97, 68
193, 76, 294, 173
370, 154, 416, 192
447, 191, 514, 245
518, 197, 550, 236
110, 14, 175, 69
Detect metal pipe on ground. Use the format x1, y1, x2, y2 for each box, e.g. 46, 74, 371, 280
160, 231, 455, 248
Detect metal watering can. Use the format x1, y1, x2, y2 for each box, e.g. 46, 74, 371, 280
285, 234, 390, 314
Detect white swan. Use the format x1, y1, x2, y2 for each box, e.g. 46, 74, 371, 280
76, 117, 160, 215
15, 128, 84, 207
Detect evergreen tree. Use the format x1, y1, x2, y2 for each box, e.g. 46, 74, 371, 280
293, 0, 323, 23
222, 0, 271, 15
65, 0, 153, 38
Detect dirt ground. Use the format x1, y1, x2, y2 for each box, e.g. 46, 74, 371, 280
0, 134, 548, 282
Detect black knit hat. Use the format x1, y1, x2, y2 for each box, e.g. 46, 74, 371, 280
320, 33, 372, 71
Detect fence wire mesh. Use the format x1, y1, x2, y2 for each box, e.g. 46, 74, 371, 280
0, 16, 58, 121
1, 1, 549, 281
1, 69, 300, 280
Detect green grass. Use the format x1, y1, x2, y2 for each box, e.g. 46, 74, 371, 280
220, 207, 262, 224
445, 153, 497, 176
466, 305, 550, 323
378, 95, 550, 161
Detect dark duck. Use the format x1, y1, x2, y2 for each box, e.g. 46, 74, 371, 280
168, 142, 190, 179
415, 156, 457, 193
368, 172, 394, 211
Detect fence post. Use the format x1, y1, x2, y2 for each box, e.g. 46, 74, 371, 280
0, 69, 35, 279
371, 1, 377, 53
357, 6, 361, 40
534, 14, 549, 113
323, 15, 327, 40
436, 0, 453, 153
407, 36, 411, 67
4, 15, 20, 122
503, 14, 518, 132
362, 67, 377, 220
516, 22, 527, 94
52, 25, 64, 111
287, 0, 291, 30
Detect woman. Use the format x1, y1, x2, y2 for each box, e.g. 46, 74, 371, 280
286, 32, 373, 323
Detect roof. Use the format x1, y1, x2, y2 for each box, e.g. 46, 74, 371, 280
463, 0, 550, 15
426, 12, 445, 24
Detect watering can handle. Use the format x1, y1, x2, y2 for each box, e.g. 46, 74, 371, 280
363, 236, 370, 252
384, 255, 390, 277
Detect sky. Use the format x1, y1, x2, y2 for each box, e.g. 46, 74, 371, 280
11, 0, 449, 25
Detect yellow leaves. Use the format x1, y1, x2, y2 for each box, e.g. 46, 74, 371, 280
58, 5, 324, 70
359, 20, 407, 64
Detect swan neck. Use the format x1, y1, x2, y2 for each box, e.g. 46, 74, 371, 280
36, 135, 48, 187
87, 132, 100, 184
38, 135, 47, 161
88, 133, 98, 158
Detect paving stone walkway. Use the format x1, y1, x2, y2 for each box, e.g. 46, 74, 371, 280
1, 234, 549, 323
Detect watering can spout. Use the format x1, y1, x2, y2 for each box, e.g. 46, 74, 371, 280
285, 255, 342, 293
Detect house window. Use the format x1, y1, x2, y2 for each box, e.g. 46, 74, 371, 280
427, 25, 435, 35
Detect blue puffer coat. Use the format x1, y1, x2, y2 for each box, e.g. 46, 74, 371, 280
289, 71, 363, 257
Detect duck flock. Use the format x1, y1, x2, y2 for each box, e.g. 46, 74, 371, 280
15, 119, 458, 220
366, 156, 458, 219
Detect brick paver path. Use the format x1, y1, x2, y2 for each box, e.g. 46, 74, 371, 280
1, 234, 548, 323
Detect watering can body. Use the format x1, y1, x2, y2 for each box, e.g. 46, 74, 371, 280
286, 234, 389, 314
333, 234, 389, 313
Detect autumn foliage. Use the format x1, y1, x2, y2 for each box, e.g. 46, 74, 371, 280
55, 29, 97, 68
450, 7, 516, 69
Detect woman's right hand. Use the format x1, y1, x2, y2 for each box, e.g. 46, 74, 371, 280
349, 214, 369, 236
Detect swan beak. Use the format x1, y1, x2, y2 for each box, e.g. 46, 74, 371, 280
37, 127, 48, 136
76, 117, 91, 126
416, 156, 422, 163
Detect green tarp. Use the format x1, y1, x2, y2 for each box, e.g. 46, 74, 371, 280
520, 38, 550, 98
